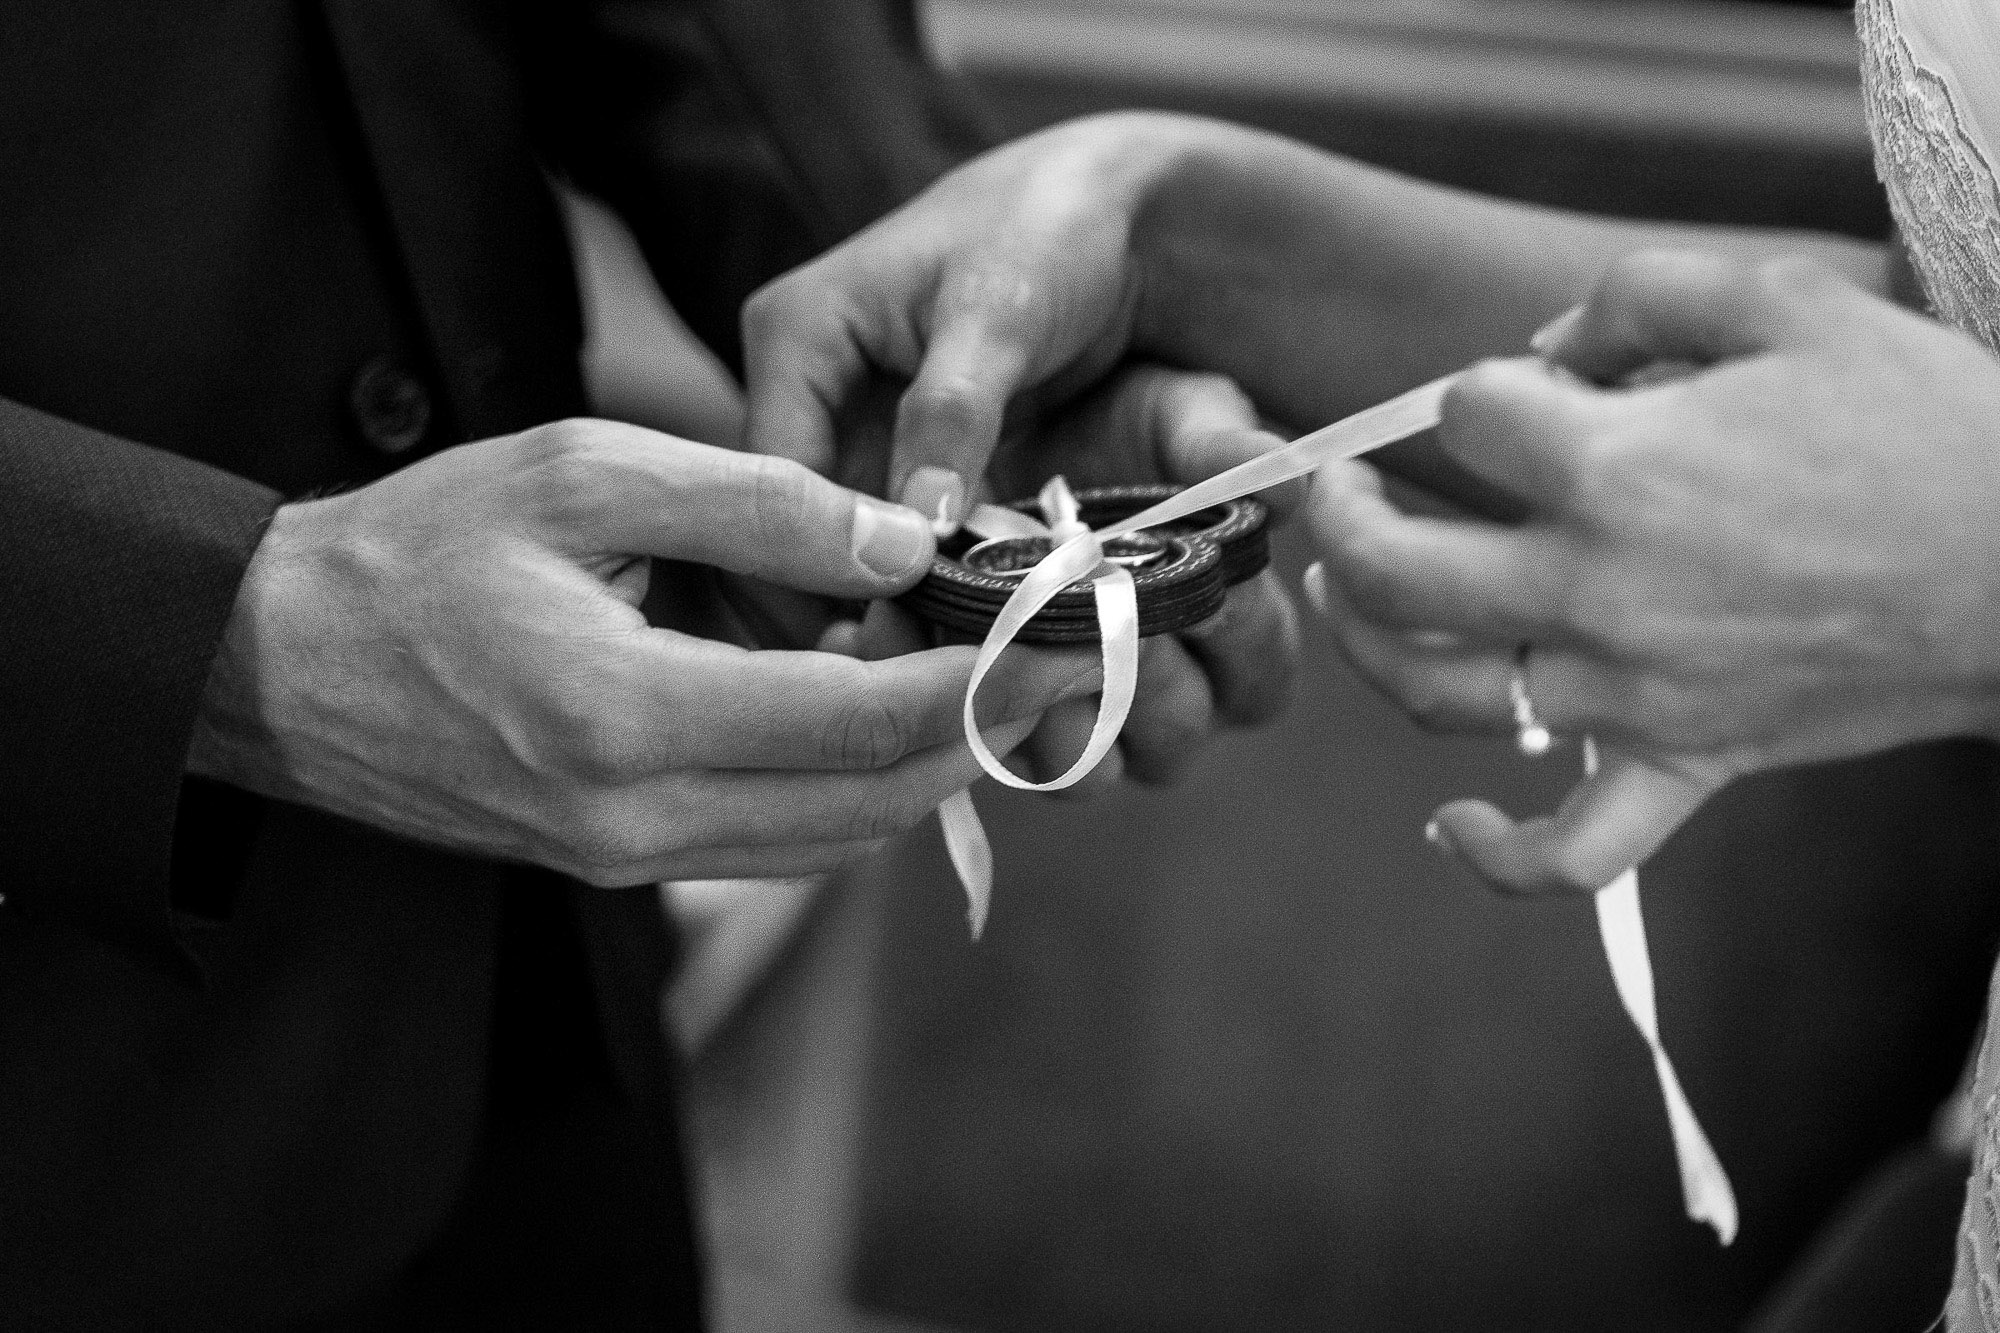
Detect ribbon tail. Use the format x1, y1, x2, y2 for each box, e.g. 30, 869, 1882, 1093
1652, 1043, 1739, 1245
1596, 866, 1739, 1245
937, 788, 993, 940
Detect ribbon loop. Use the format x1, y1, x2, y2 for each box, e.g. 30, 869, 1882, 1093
961, 528, 1141, 794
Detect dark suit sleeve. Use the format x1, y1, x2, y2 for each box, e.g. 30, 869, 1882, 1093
529, 0, 998, 373
0, 398, 279, 953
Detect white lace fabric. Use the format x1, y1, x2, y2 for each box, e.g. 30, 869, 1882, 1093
1956, 962, 2000, 1333
1860, 0, 2000, 352
1858, 0, 2000, 1323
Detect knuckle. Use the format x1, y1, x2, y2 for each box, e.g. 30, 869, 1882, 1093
826, 690, 911, 770
744, 453, 820, 549
533, 669, 663, 785
1604, 248, 1721, 301
839, 788, 929, 843
550, 799, 655, 882
1566, 574, 1655, 659
898, 380, 992, 441
946, 260, 1039, 320
563, 716, 652, 785
739, 282, 787, 340
517, 419, 625, 522
519, 417, 606, 472
742, 277, 835, 356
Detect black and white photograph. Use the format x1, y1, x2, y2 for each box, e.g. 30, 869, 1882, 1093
1, 0, 1992, 1328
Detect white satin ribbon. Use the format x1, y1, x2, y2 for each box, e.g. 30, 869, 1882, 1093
934, 369, 1737, 1244
1584, 740, 1739, 1244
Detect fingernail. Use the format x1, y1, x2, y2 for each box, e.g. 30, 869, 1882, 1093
1529, 305, 1583, 356
851, 497, 933, 580
1424, 818, 1457, 858
901, 466, 965, 537
1302, 561, 1330, 616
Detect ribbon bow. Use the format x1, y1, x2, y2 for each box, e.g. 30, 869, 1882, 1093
931, 370, 1736, 1245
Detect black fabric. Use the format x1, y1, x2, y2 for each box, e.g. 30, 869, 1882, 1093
536, 0, 996, 371
0, 0, 987, 1325
1746, 1142, 1968, 1333
297, 880, 703, 1331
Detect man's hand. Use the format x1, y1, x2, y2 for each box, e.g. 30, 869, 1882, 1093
1306, 251, 2000, 892
188, 419, 1101, 885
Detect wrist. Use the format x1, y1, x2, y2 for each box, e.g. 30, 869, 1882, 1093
1121, 118, 1355, 400
185, 501, 315, 799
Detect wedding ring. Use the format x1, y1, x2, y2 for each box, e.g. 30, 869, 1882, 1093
1509, 643, 1554, 757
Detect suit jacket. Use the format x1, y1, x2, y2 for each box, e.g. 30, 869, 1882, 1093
0, 2, 989, 1325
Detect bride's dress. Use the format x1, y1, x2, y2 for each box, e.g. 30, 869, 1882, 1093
1858, 0, 2000, 1322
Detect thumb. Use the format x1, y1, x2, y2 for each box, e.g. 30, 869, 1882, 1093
1535, 250, 1784, 385
522, 421, 936, 598
1427, 749, 1731, 896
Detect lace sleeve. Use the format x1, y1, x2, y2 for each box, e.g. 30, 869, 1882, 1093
1858, 0, 2000, 350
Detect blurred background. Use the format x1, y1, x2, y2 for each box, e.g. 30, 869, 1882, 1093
569, 2, 2000, 1329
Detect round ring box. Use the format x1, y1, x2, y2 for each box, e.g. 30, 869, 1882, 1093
901, 484, 1267, 645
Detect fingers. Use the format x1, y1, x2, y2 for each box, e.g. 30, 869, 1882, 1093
1012, 365, 1302, 522
1015, 695, 1128, 796
616, 837, 891, 887
740, 274, 872, 476
1177, 570, 1300, 727
559, 714, 1046, 887
517, 419, 936, 597
891, 268, 1045, 530
1147, 371, 1306, 522
1435, 356, 1607, 510
1428, 750, 1730, 896
606, 633, 1100, 773
1307, 458, 1562, 640
673, 715, 1045, 851
1535, 250, 1789, 384
1116, 633, 1217, 786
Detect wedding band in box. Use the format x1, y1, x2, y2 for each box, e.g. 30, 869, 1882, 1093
901, 483, 1270, 644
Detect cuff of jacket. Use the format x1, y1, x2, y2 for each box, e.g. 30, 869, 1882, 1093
0, 398, 280, 960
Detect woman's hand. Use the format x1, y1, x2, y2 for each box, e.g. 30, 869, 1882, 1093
1306, 251, 2000, 892
742, 114, 1305, 794
743, 114, 1182, 527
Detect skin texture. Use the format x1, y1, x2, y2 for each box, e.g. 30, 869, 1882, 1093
738, 110, 1988, 894
188, 418, 1108, 886
744, 130, 1322, 791
1310, 250, 2000, 892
